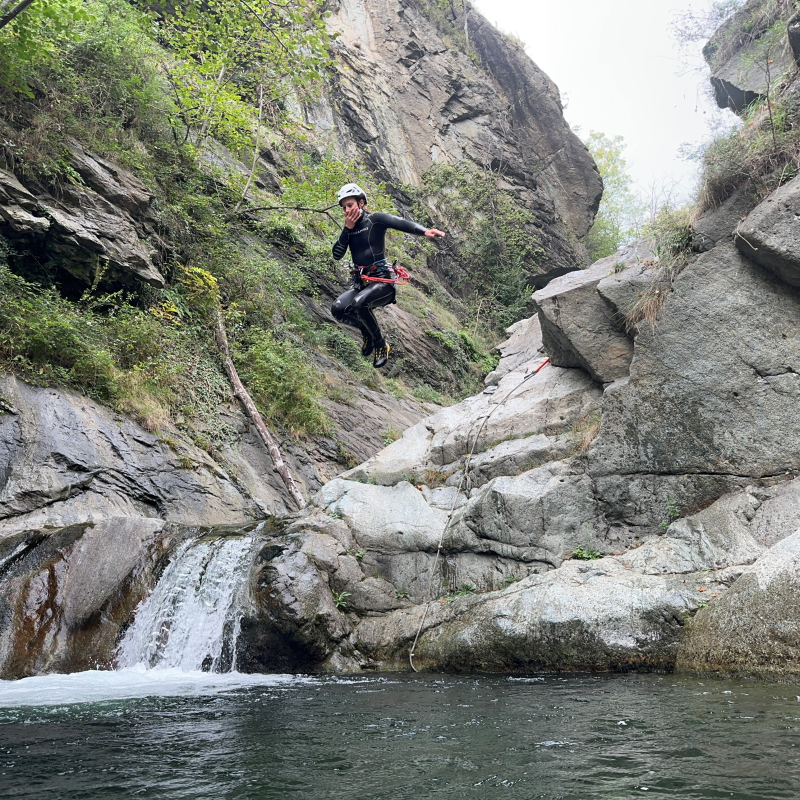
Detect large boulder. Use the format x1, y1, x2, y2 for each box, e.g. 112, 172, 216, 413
353, 557, 726, 672
677, 530, 800, 677
447, 460, 610, 570
735, 173, 800, 287
588, 243, 800, 527
0, 518, 171, 678
532, 253, 635, 383
344, 360, 600, 485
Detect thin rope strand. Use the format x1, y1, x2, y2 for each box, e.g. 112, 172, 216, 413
408, 357, 550, 671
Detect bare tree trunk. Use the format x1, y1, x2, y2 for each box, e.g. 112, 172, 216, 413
0, 0, 36, 31
233, 83, 265, 214
197, 61, 227, 142
215, 311, 307, 510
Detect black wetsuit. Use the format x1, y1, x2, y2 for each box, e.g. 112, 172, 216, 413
331, 211, 427, 346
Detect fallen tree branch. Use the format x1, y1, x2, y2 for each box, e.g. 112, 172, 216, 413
215, 310, 307, 510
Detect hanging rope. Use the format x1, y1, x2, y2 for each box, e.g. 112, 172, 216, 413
408, 356, 551, 672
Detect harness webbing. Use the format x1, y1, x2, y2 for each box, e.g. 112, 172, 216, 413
351, 261, 411, 286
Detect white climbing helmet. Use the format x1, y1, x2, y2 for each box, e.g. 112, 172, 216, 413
337, 183, 367, 205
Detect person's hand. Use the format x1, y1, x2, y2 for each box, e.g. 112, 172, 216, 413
344, 203, 361, 230
424, 228, 445, 238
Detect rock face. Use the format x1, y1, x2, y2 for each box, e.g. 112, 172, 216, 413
704, 0, 796, 113
587, 242, 800, 528
314, 0, 602, 276
0, 141, 168, 291
677, 531, 800, 678
6, 0, 800, 682
735, 173, 800, 287
0, 518, 172, 678
231, 171, 800, 676
0, 374, 278, 535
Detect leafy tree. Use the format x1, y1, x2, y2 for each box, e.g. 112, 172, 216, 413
583, 131, 646, 261
145, 0, 331, 152
0, 0, 91, 92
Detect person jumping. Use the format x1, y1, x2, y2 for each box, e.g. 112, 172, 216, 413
331, 183, 445, 368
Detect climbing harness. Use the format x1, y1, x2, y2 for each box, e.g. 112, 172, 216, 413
408, 356, 552, 673
350, 260, 411, 286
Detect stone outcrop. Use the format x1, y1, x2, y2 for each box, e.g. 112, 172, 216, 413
532, 250, 640, 383
735, 172, 800, 287
0, 374, 276, 534
0, 518, 173, 677
6, 0, 800, 682
313, 0, 602, 276
704, 0, 796, 113
0, 140, 168, 290
677, 530, 800, 678
587, 242, 800, 529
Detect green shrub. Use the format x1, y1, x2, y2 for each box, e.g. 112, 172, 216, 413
235, 327, 329, 436
0, 262, 187, 428
410, 163, 546, 332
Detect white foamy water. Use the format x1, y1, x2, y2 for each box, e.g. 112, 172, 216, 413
117, 534, 258, 672
0, 665, 304, 707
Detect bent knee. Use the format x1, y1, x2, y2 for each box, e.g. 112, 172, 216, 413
331, 300, 347, 320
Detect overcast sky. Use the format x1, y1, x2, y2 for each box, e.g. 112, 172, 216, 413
471, 0, 738, 204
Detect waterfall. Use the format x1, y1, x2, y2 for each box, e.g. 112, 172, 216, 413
117, 534, 257, 673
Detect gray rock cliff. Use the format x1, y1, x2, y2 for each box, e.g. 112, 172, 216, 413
310, 0, 602, 277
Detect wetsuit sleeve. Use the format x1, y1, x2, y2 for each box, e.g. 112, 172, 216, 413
369, 211, 427, 237
332, 227, 351, 260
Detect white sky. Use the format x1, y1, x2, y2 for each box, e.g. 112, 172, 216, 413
471, 0, 738, 204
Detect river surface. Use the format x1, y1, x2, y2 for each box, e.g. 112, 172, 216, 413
1, 670, 799, 799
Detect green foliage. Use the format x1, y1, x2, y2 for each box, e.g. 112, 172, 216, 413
0, 259, 189, 429
381, 427, 401, 446
0, 0, 175, 180
413, 0, 470, 55
325, 327, 367, 373
698, 0, 787, 70
646, 205, 693, 273
583, 132, 646, 261
693, 95, 800, 211
660, 494, 681, 532
443, 583, 476, 601
412, 163, 546, 331
0, 0, 92, 93
423, 327, 497, 375
572, 541, 602, 561
413, 383, 448, 405
234, 326, 328, 436
332, 590, 351, 609
279, 153, 395, 240
145, 0, 331, 152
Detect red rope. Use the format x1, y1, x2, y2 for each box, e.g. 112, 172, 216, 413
356, 265, 411, 285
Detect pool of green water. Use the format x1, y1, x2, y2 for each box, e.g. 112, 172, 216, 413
1, 670, 799, 799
